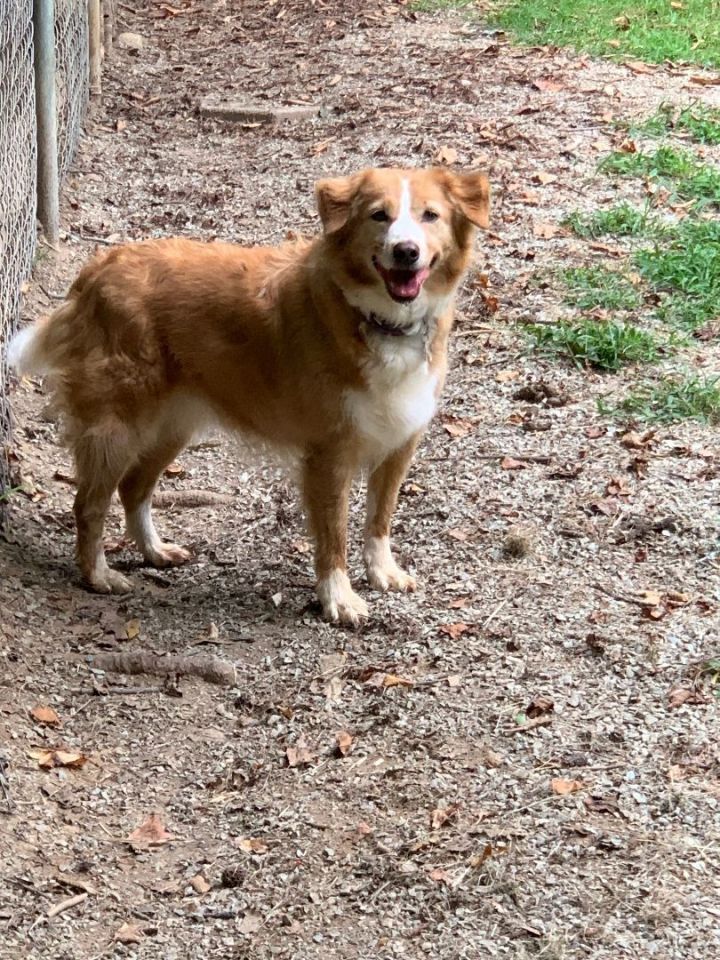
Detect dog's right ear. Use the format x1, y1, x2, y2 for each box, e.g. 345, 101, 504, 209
315, 176, 358, 234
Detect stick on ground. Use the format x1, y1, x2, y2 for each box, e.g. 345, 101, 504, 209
93, 652, 237, 686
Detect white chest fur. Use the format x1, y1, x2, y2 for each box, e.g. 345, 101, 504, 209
345, 340, 438, 462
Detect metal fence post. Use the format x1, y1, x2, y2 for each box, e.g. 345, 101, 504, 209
88, 0, 102, 95
33, 0, 60, 245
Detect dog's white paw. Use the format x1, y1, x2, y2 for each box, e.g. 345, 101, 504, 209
144, 543, 191, 568
364, 537, 416, 593
86, 568, 133, 595
317, 570, 369, 627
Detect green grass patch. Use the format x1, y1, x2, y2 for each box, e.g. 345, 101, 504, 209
616, 374, 720, 423
635, 102, 720, 145
599, 146, 720, 207
492, 1, 720, 69
563, 266, 642, 311
527, 318, 660, 371
634, 219, 720, 329
564, 202, 658, 240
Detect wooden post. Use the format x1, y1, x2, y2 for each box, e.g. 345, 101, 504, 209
33, 0, 59, 245
103, 0, 114, 57
88, 0, 102, 95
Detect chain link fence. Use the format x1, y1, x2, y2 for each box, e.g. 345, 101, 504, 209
56, 0, 89, 178
1, 1, 106, 522
0, 1, 37, 517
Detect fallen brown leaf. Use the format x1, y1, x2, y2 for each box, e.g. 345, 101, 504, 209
532, 78, 564, 93
668, 685, 706, 708
439, 622, 471, 640
435, 145, 458, 165
526, 695, 554, 719
335, 730, 354, 757
28, 748, 88, 770
500, 457, 528, 471
238, 913, 262, 935
127, 813, 174, 848
431, 803, 460, 830
428, 867, 451, 885
637, 589, 663, 607
447, 528, 470, 542
625, 59, 654, 75
381, 673, 414, 689
190, 874, 211, 894
115, 922, 143, 944
584, 794, 622, 816
236, 837, 269, 854
448, 594, 471, 607
286, 738, 315, 767
469, 843, 494, 867
533, 220, 561, 239
532, 171, 557, 185
30, 705, 61, 727
606, 476, 632, 497
442, 416, 474, 438
551, 777, 584, 796
621, 430, 655, 449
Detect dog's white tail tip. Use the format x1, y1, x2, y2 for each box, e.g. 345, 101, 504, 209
7, 325, 47, 377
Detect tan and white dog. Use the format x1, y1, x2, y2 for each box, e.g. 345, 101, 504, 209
9, 167, 490, 625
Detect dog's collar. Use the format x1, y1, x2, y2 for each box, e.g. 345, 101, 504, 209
362, 311, 424, 338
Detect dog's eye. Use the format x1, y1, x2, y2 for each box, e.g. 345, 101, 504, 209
370, 209, 389, 222
422, 210, 439, 223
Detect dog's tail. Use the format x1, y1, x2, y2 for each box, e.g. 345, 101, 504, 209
7, 300, 76, 378
7, 321, 49, 377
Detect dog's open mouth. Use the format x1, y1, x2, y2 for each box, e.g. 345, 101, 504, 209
373, 258, 431, 303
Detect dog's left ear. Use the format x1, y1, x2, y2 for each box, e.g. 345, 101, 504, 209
315, 175, 358, 234
442, 170, 491, 230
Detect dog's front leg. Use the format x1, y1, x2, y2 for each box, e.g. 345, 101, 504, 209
364, 435, 420, 593
302, 445, 368, 626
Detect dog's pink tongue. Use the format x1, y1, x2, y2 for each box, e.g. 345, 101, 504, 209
388, 267, 429, 300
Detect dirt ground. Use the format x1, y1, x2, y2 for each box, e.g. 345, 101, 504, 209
1, 2, 719, 958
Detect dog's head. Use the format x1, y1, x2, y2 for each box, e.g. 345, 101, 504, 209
315, 167, 490, 324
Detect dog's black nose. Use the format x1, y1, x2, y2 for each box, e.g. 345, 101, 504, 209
392, 242, 420, 266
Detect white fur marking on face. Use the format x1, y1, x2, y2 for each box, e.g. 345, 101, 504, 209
385, 178, 428, 265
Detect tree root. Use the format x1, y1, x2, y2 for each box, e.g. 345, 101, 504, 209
152, 490, 234, 509
93, 651, 237, 686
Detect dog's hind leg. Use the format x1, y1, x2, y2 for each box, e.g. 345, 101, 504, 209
73, 428, 134, 594
118, 433, 191, 568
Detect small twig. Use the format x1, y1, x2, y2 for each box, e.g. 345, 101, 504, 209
93, 651, 237, 686
76, 232, 116, 246
592, 582, 646, 606
477, 452, 553, 464
152, 490, 234, 509
0, 754, 11, 813
39, 284, 66, 301
47, 892, 88, 919
508, 715, 553, 735
38, 236, 60, 253
482, 597, 510, 631
455, 325, 496, 337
